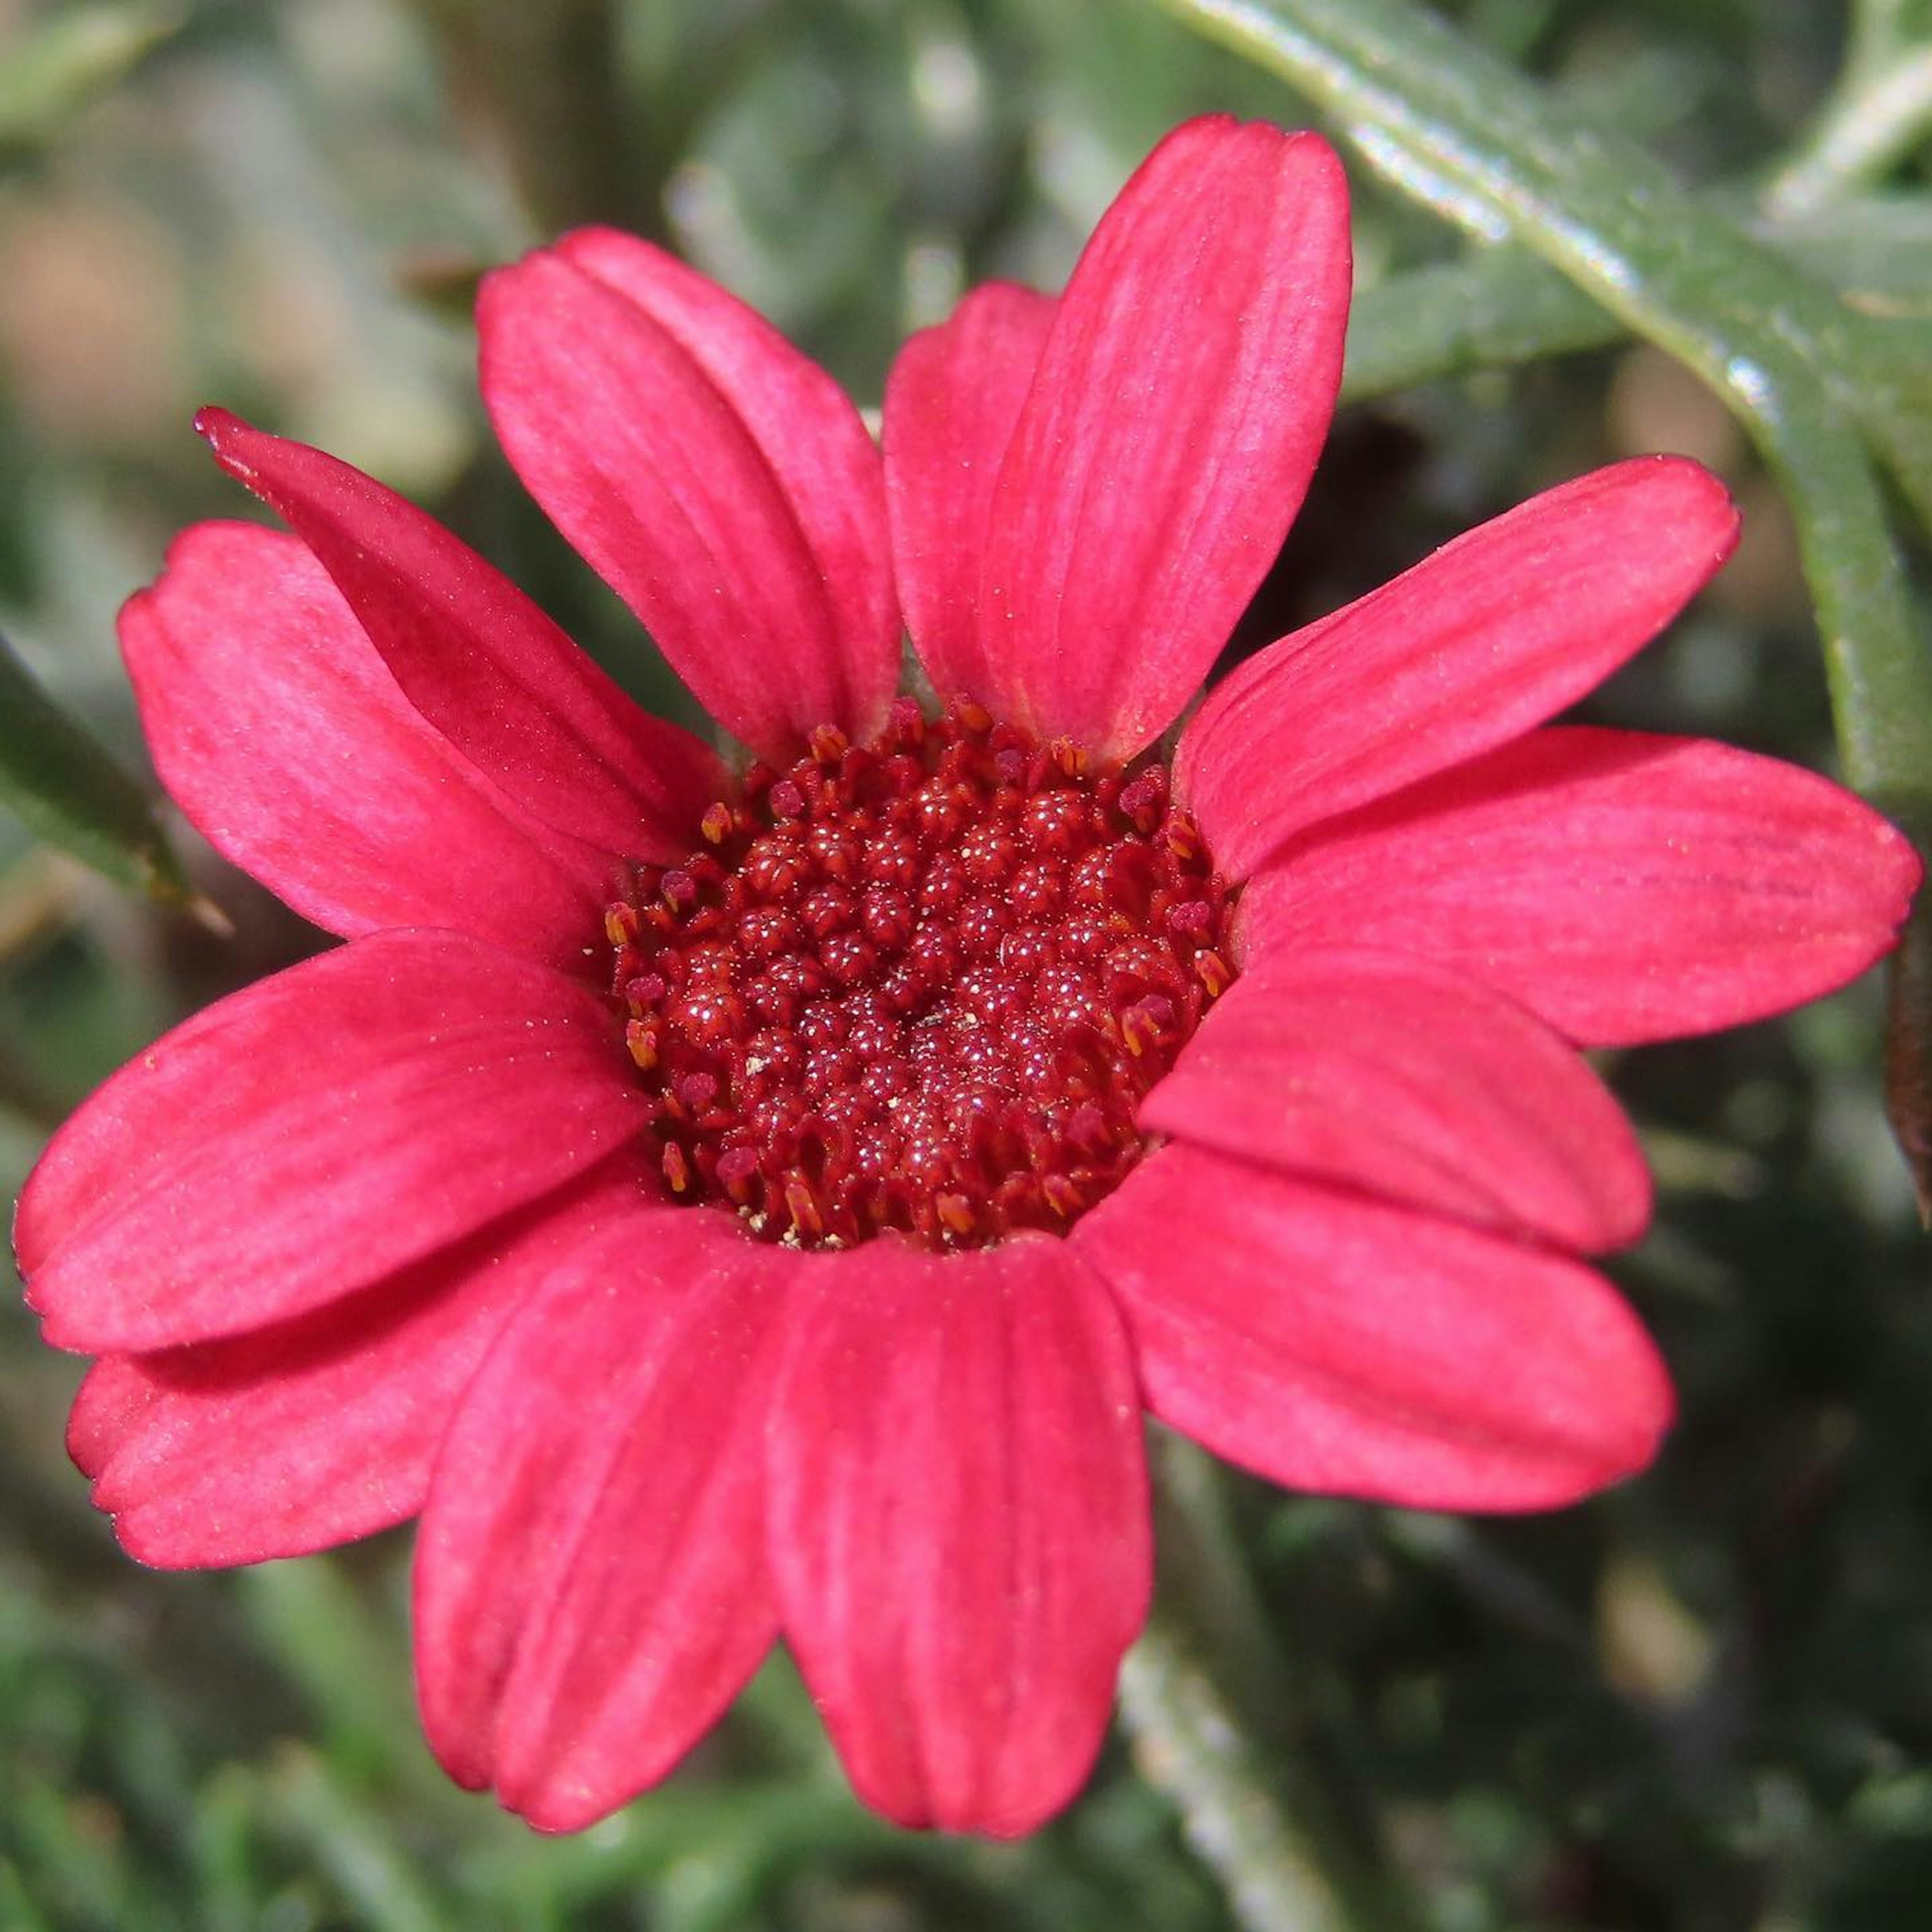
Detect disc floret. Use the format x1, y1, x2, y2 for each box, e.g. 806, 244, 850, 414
607, 700, 1234, 1248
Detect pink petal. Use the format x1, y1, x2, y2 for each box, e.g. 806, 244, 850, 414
66, 1175, 637, 1567
1142, 947, 1649, 1252
1178, 458, 1742, 877
414, 1206, 787, 1827
195, 408, 720, 862
883, 281, 1055, 711
1241, 727, 1921, 1046
478, 236, 898, 762
977, 118, 1350, 763
19, 930, 641, 1351
1074, 1147, 1673, 1512
767, 1235, 1149, 1837
121, 522, 611, 973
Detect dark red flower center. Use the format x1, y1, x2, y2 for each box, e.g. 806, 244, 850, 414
606, 698, 1233, 1249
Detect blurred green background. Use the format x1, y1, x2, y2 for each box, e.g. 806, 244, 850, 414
2, 0, 1930, 1926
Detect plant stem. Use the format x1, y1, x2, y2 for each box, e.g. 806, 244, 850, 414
1119, 1437, 1424, 1932
1766, 0, 1932, 219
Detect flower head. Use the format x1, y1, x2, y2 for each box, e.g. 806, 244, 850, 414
15, 117, 1918, 1836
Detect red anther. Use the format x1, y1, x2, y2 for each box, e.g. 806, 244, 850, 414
799, 884, 856, 937
1025, 790, 1091, 856
820, 931, 879, 987
605, 903, 640, 948
864, 829, 921, 887
663, 1142, 693, 1194
737, 906, 799, 958
888, 695, 926, 745
1167, 898, 1215, 935
1163, 813, 1202, 861
797, 1003, 850, 1049
959, 821, 1022, 883
881, 752, 927, 796
915, 781, 965, 844
1194, 949, 1233, 997
1117, 767, 1167, 828
678, 1071, 720, 1112
919, 850, 967, 916
715, 1145, 760, 1203
936, 1192, 976, 1237
1010, 859, 1064, 920
700, 801, 735, 845
625, 973, 669, 1010
1119, 1003, 1162, 1059
661, 869, 699, 913
625, 1019, 660, 1071
809, 723, 849, 765
784, 1174, 825, 1239
951, 695, 993, 734
768, 778, 807, 820
1042, 1172, 1084, 1217
1067, 848, 1123, 907
955, 899, 1011, 959
743, 833, 807, 899
806, 822, 861, 881
860, 887, 915, 949
673, 988, 746, 1045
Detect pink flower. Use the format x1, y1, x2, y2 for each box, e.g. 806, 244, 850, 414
15, 117, 1918, 1836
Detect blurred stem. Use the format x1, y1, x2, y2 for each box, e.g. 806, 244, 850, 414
1766, 0, 1932, 218
1769, 48, 1932, 214
1119, 1437, 1423, 1932
406, 0, 647, 236
0, 629, 209, 919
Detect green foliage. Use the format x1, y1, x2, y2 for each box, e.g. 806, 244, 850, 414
0, 628, 196, 913
1, 0, 1930, 1926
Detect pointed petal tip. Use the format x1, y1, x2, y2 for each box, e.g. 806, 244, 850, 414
192, 403, 253, 464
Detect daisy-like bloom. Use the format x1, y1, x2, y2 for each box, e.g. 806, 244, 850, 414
15, 117, 1919, 1836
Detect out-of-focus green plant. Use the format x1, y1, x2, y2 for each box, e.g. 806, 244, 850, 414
2, 2, 1931, 1928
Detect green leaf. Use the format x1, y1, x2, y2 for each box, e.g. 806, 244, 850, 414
0, 2, 184, 157
1341, 202, 1932, 408
0, 627, 198, 913
1153, 0, 1932, 818
1341, 245, 1613, 402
